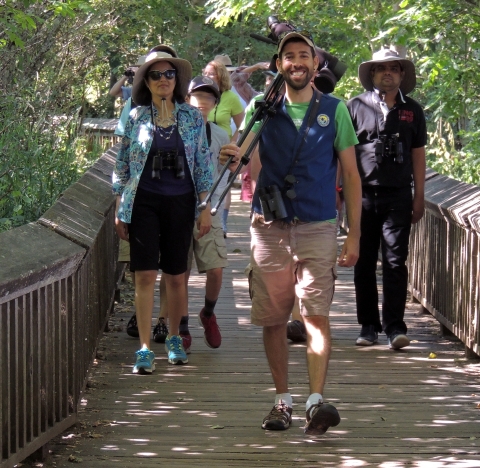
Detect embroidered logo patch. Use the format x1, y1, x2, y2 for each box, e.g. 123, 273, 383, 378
317, 114, 330, 127
399, 110, 414, 123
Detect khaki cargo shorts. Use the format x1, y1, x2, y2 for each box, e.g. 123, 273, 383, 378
118, 238, 131, 262
248, 214, 337, 327
188, 214, 228, 273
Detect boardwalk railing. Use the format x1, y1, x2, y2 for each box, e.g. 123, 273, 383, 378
80, 117, 121, 151
0, 145, 122, 468
408, 168, 480, 356
1, 133, 478, 467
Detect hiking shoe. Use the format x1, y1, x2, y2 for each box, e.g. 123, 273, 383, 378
287, 320, 307, 342
180, 332, 192, 354
132, 348, 155, 374
356, 324, 378, 346
304, 402, 340, 436
198, 308, 222, 348
153, 318, 169, 343
165, 335, 188, 365
126, 313, 139, 338
388, 332, 410, 350
262, 404, 293, 431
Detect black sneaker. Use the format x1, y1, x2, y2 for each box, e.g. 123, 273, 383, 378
153, 318, 169, 343
388, 332, 410, 350
355, 324, 378, 346
304, 402, 340, 436
287, 320, 307, 342
262, 404, 293, 431
126, 314, 139, 338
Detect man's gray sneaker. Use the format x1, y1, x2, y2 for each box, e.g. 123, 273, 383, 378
388, 332, 410, 350
356, 324, 378, 346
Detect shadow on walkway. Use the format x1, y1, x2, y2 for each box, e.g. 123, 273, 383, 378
29, 190, 480, 468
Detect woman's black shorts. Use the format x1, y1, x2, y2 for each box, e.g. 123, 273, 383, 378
128, 188, 195, 275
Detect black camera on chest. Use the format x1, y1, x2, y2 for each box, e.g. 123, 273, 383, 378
152, 150, 185, 180
375, 133, 404, 164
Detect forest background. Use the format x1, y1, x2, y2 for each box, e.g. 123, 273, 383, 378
1, 0, 479, 231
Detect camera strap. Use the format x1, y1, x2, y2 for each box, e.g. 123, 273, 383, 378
206, 122, 212, 147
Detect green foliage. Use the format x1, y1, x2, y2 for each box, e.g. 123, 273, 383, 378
206, 0, 480, 185
0, 96, 102, 232
1, 0, 480, 232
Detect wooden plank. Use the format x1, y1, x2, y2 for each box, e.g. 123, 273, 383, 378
23, 189, 480, 468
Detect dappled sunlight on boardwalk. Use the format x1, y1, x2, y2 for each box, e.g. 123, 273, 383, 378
35, 189, 480, 468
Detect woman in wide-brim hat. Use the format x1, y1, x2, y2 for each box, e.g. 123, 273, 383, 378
113, 46, 214, 373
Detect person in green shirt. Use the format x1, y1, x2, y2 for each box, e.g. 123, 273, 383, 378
203, 60, 245, 141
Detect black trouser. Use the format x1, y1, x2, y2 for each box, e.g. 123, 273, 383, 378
354, 186, 412, 336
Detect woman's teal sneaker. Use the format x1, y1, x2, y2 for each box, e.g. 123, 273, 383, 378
165, 335, 188, 365
132, 348, 155, 374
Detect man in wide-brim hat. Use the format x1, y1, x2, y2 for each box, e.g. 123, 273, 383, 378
346, 48, 427, 351
358, 48, 416, 95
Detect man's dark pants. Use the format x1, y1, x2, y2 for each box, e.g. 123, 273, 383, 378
354, 186, 412, 336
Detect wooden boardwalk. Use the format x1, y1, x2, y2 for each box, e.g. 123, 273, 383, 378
34, 190, 480, 468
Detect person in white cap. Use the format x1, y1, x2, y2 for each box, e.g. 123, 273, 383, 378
220, 30, 361, 436
347, 48, 426, 350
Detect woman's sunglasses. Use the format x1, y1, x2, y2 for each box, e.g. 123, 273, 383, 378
148, 69, 177, 81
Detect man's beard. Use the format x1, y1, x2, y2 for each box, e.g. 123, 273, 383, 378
282, 67, 315, 91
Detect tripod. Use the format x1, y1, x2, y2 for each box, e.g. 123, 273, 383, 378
197, 72, 285, 215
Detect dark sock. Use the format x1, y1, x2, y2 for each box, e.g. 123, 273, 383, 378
179, 316, 189, 334
203, 297, 217, 317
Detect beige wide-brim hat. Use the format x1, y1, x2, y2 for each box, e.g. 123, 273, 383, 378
358, 48, 416, 95
132, 50, 192, 105
214, 54, 237, 72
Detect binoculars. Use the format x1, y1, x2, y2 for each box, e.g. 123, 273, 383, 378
152, 150, 185, 179
258, 184, 288, 221
375, 134, 404, 164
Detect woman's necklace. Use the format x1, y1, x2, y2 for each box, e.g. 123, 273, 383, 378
157, 124, 176, 140
155, 98, 176, 127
